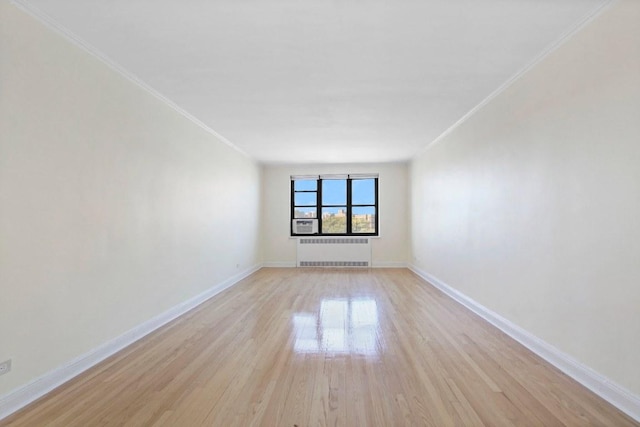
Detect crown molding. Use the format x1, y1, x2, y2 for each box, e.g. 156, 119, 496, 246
9, 0, 249, 160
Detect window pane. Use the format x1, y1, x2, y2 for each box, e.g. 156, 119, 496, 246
294, 180, 317, 191
322, 207, 347, 234
294, 207, 316, 218
294, 192, 316, 206
322, 179, 346, 205
352, 206, 376, 233
352, 179, 375, 205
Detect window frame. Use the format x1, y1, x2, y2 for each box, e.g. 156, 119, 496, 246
291, 174, 379, 236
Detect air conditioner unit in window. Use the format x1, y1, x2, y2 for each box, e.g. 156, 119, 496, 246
292, 219, 318, 234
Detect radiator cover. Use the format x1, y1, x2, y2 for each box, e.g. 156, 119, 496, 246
296, 237, 371, 267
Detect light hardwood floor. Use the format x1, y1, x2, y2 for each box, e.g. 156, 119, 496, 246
2, 268, 637, 426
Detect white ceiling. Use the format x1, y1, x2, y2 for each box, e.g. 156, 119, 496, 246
20, 0, 607, 164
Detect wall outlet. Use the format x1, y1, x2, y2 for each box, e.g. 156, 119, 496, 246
0, 359, 11, 376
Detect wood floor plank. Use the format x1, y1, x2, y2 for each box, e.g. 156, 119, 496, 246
1, 268, 637, 426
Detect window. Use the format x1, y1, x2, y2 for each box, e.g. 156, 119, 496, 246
291, 174, 378, 236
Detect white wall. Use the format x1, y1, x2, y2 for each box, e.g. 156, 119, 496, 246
262, 163, 408, 267
0, 3, 261, 397
410, 0, 640, 396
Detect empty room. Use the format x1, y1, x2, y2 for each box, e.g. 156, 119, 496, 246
1, 0, 639, 425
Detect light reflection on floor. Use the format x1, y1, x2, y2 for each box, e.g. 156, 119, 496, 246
293, 298, 380, 356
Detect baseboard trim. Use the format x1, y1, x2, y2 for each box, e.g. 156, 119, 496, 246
0, 264, 262, 421
371, 262, 408, 268
408, 265, 640, 422
262, 261, 297, 268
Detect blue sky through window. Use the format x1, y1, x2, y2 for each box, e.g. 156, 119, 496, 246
352, 179, 375, 205
294, 192, 316, 206
353, 206, 375, 215
294, 180, 316, 191
322, 178, 375, 206
322, 180, 346, 205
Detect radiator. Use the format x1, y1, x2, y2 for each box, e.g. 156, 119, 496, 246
296, 237, 372, 267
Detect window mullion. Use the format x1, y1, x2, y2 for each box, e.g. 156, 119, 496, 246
317, 179, 322, 232
375, 177, 379, 235
346, 178, 352, 234
290, 180, 295, 234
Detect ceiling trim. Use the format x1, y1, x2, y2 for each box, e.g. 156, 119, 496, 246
413, 0, 616, 159
10, 0, 249, 159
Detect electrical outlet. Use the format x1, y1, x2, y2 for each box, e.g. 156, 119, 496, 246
0, 359, 11, 376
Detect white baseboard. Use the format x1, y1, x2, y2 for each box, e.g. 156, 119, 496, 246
408, 265, 640, 423
262, 261, 296, 268
0, 264, 262, 421
371, 261, 408, 268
